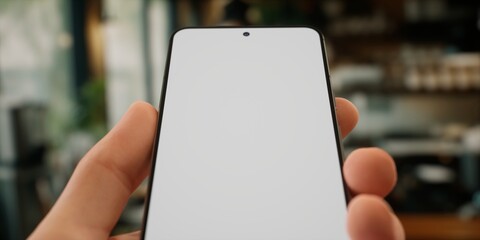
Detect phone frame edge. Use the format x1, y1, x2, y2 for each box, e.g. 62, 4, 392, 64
140, 25, 349, 240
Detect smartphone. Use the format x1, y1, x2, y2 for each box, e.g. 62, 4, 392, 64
142, 27, 348, 240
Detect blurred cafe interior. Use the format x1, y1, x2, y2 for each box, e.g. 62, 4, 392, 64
1, 0, 480, 239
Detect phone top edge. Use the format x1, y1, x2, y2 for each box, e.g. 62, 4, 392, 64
171, 25, 325, 39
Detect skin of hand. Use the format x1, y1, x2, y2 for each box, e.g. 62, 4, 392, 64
29, 98, 404, 240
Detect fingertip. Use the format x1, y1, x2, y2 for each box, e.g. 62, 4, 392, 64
347, 195, 403, 240
112, 101, 158, 140
94, 101, 158, 189
344, 147, 397, 197
127, 101, 158, 123
335, 97, 359, 138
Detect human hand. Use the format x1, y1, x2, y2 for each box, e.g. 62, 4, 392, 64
29, 99, 404, 240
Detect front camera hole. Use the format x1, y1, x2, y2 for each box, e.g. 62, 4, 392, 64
243, 32, 250, 37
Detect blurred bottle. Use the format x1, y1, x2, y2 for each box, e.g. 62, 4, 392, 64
424, 66, 438, 91
405, 0, 421, 22
405, 66, 422, 90
438, 67, 453, 91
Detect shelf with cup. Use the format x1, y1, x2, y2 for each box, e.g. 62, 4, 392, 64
331, 51, 480, 96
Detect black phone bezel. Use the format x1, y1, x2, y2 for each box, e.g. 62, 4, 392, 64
140, 26, 348, 239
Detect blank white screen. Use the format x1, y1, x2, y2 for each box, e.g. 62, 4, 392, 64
145, 27, 348, 240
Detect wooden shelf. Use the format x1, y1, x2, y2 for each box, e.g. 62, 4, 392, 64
398, 214, 480, 240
